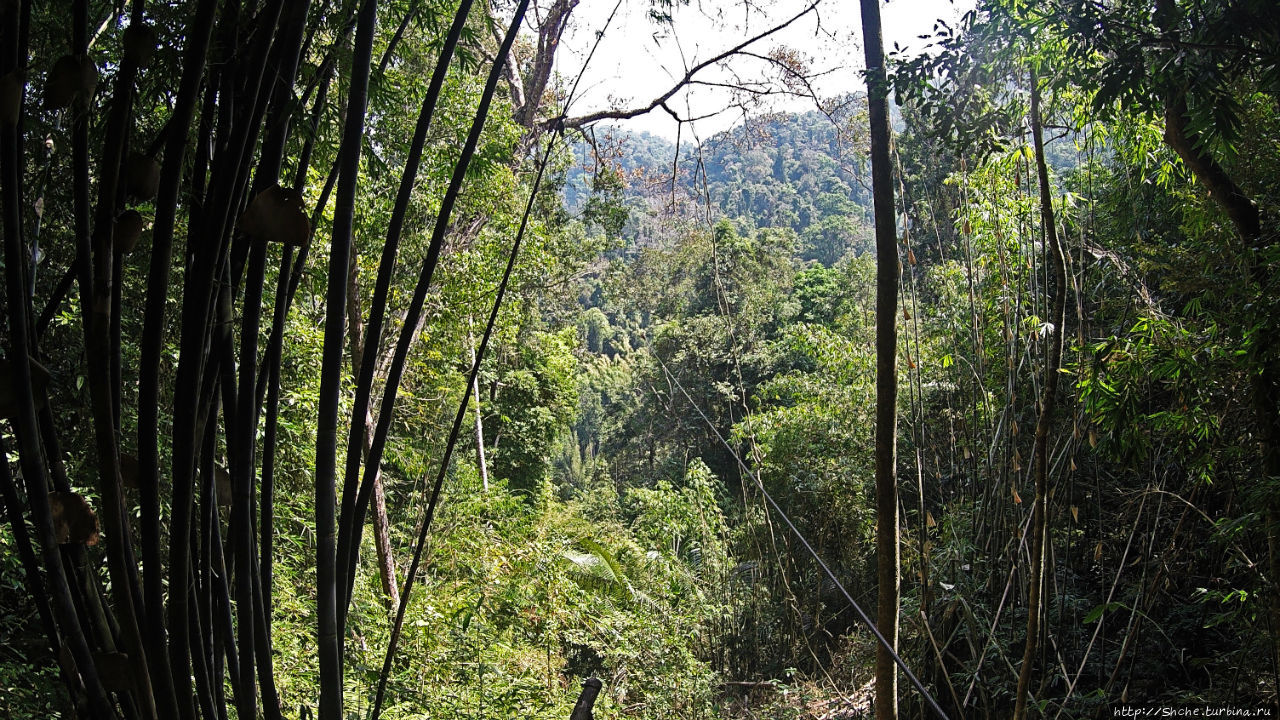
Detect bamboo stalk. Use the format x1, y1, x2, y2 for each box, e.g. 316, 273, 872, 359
316, 1, 380, 716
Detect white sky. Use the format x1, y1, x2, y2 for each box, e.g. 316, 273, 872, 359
553, 0, 974, 140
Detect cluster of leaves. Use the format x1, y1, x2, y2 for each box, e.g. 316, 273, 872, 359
253, 460, 731, 720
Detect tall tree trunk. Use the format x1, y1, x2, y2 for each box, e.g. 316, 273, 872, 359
1162, 90, 1280, 681
334, 0, 477, 626
1013, 71, 1067, 720
70, 0, 159, 715
858, 1, 900, 717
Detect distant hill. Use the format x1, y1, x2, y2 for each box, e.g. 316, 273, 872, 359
564, 97, 878, 264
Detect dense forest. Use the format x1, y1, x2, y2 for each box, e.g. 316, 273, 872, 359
1, 0, 1278, 718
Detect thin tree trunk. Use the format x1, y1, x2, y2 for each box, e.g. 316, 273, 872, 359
69, 2, 159, 715
1014, 71, 1067, 720
858, 0, 900, 717
368, 446, 400, 610
345, 239, 401, 612
369, 14, 538, 714
470, 323, 491, 492
342, 0, 517, 626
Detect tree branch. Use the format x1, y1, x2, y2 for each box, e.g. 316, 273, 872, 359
561, 0, 822, 129
1162, 93, 1262, 243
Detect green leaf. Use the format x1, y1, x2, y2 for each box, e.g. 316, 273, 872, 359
1083, 601, 1126, 623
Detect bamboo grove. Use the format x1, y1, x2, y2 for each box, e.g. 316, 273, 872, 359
0, 0, 564, 717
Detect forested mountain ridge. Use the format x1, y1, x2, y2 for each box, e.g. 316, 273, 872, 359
564, 102, 878, 264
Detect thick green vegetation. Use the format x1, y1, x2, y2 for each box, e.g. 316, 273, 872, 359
2, 0, 1278, 718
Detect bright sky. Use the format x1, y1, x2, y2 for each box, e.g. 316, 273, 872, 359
554, 0, 974, 140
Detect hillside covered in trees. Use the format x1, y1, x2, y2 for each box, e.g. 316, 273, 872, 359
1, 0, 1278, 719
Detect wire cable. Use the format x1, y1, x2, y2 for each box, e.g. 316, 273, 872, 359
648, 343, 951, 720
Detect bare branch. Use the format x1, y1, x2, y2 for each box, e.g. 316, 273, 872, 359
560, 0, 823, 129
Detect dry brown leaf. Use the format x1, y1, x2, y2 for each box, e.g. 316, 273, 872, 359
113, 210, 145, 254
49, 491, 99, 546
125, 153, 160, 202
240, 185, 310, 246
119, 453, 139, 490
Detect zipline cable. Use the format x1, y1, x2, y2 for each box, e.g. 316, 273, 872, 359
648, 344, 951, 720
